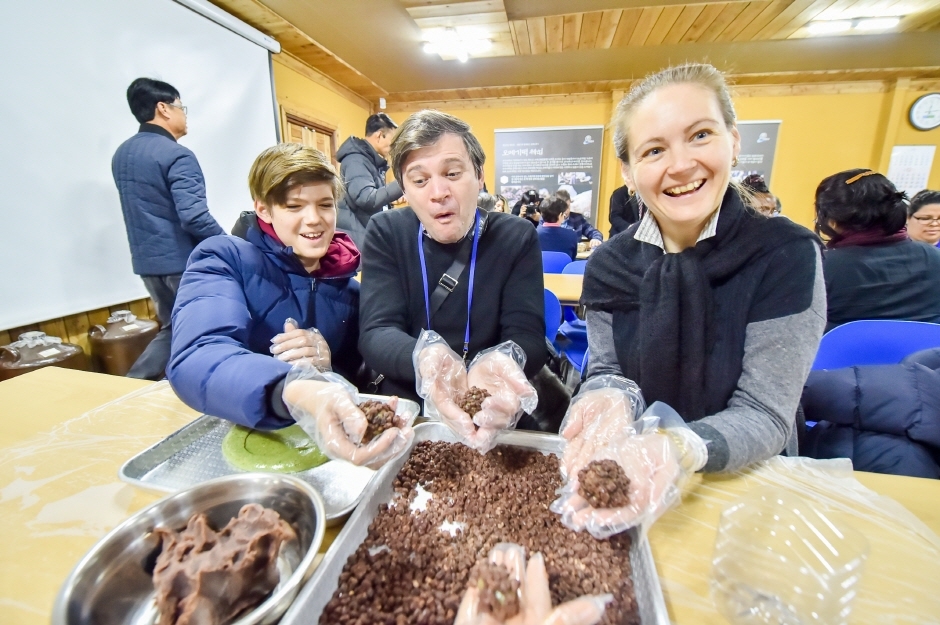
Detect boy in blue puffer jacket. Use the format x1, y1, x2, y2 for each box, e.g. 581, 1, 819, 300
168, 144, 411, 468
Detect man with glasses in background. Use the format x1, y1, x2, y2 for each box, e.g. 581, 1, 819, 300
112, 78, 223, 380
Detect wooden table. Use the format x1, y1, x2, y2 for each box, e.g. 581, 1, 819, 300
543, 273, 583, 306
2, 368, 938, 624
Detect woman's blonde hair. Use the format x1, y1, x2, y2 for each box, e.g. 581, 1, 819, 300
611, 63, 737, 164
248, 143, 344, 207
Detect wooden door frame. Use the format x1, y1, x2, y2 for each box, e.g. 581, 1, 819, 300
278, 104, 338, 166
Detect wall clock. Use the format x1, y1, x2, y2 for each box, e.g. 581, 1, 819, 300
909, 93, 940, 131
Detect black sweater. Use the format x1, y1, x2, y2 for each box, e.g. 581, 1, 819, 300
824, 240, 940, 332
359, 208, 547, 401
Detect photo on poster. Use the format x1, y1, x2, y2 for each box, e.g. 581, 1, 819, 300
495, 126, 604, 224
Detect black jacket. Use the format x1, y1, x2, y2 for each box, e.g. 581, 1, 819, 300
824, 240, 940, 332
335, 137, 403, 247
359, 209, 547, 402
608, 186, 640, 237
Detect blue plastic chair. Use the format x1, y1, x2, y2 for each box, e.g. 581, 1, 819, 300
562, 260, 587, 275
812, 320, 940, 370
543, 289, 562, 341
542, 251, 571, 274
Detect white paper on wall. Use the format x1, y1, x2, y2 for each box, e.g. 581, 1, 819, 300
887, 145, 936, 197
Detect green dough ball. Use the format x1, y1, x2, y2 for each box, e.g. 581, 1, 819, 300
222, 424, 330, 473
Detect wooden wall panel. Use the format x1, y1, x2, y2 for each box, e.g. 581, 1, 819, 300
0, 297, 156, 371
680, 3, 729, 43
510, 19, 531, 54
611, 8, 643, 47
715, 2, 768, 42
579, 10, 603, 48
662, 4, 706, 45
528, 16, 547, 53
562, 13, 583, 50
755, 0, 825, 39
546, 15, 564, 52
629, 7, 665, 46
646, 5, 686, 46
700, 2, 751, 42
734, 0, 795, 41
595, 9, 623, 48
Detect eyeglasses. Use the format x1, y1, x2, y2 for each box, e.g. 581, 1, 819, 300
165, 102, 188, 115
912, 215, 940, 224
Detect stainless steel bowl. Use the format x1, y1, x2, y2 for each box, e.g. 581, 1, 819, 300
53, 473, 326, 625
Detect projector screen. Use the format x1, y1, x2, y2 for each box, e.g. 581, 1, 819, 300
0, 0, 278, 330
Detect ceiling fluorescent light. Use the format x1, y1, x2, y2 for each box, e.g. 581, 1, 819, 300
807, 20, 852, 34
422, 27, 491, 61
855, 17, 901, 30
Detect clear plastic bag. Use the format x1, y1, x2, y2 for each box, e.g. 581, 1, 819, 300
711, 486, 870, 625
282, 363, 412, 469
413, 331, 537, 454
553, 397, 706, 539
269, 317, 331, 370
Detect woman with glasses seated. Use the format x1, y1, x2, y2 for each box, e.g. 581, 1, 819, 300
815, 170, 940, 331
907, 189, 940, 247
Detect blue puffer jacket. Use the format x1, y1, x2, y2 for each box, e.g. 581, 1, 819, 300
801, 348, 940, 478
167, 224, 361, 429
112, 125, 223, 275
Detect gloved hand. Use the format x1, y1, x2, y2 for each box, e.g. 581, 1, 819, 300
559, 376, 644, 479
454, 543, 611, 625
270, 318, 331, 370
283, 367, 413, 470
466, 348, 537, 434
588, 239, 602, 249
552, 401, 707, 539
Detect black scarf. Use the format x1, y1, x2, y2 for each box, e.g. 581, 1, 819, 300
582, 188, 819, 420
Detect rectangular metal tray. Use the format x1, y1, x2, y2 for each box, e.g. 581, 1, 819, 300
119, 395, 420, 526
280, 421, 670, 625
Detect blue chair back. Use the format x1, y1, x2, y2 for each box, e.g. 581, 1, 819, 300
562, 260, 587, 275
542, 251, 571, 273
543, 289, 562, 340
812, 320, 940, 370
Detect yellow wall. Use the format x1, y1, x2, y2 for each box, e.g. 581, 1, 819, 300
271, 56, 371, 148
390, 84, 940, 235
893, 89, 940, 190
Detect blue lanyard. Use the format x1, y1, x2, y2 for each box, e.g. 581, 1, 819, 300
418, 211, 481, 360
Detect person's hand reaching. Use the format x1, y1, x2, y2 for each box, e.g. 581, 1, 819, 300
454, 543, 611, 625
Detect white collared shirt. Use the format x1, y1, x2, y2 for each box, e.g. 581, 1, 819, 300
633, 208, 720, 251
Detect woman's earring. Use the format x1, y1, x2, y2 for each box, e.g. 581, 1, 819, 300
732, 157, 738, 167
627, 188, 635, 197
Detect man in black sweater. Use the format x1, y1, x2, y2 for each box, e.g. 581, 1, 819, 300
359, 111, 547, 410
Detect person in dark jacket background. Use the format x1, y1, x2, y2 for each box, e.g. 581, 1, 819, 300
802, 348, 940, 478
168, 144, 362, 431
536, 197, 580, 260
511, 189, 542, 226
554, 187, 604, 249
112, 78, 223, 380
335, 113, 404, 249
815, 169, 940, 332
607, 185, 641, 237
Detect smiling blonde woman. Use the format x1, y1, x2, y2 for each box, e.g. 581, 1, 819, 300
576, 63, 827, 473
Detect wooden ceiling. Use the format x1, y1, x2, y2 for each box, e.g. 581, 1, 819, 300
405, 0, 940, 58
208, 0, 940, 104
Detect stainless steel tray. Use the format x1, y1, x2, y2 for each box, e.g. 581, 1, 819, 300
119, 395, 420, 526
280, 422, 670, 625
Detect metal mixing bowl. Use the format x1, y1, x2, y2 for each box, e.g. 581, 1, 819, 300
53, 473, 326, 625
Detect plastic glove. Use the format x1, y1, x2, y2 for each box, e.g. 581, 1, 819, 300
466, 345, 537, 434
270, 318, 331, 370
559, 376, 644, 480
283, 367, 412, 470
454, 543, 611, 625
588, 239, 602, 250
552, 401, 707, 539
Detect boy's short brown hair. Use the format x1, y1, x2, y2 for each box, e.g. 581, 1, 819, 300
248, 143, 344, 207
